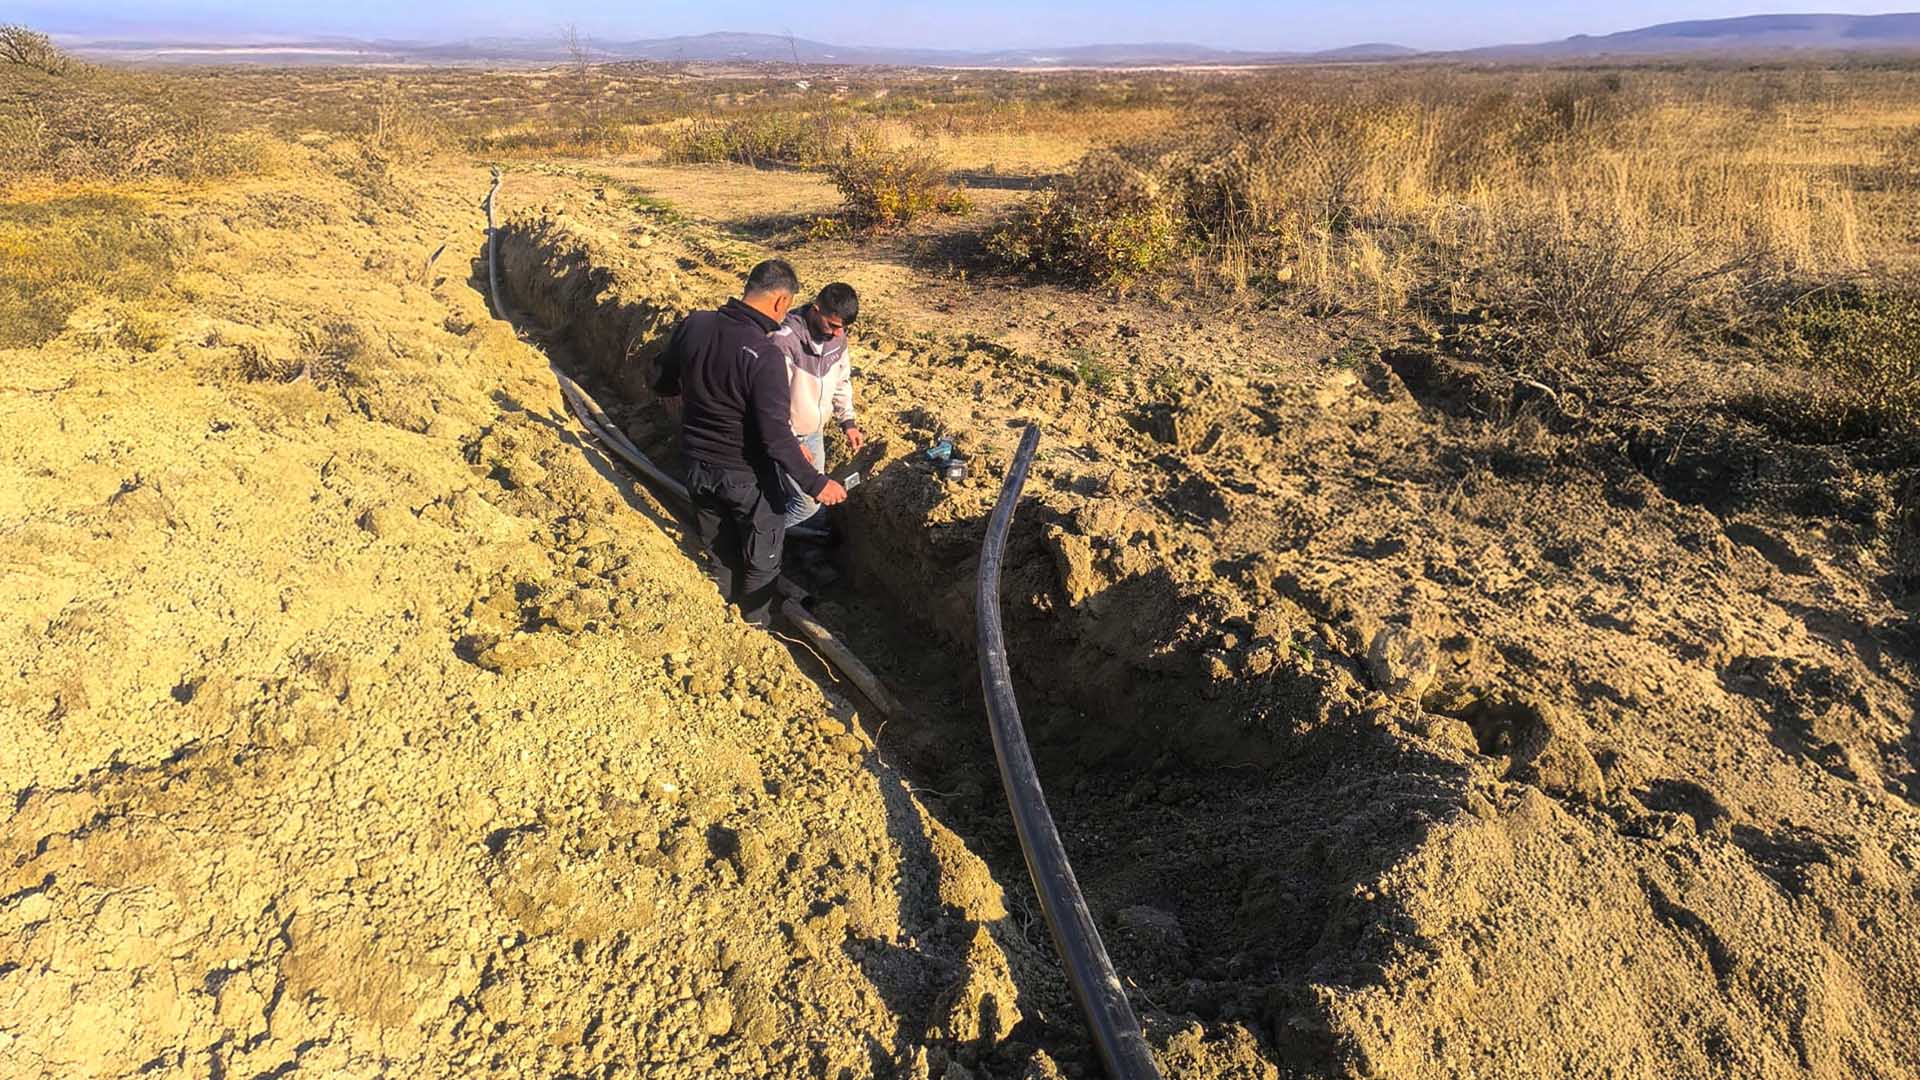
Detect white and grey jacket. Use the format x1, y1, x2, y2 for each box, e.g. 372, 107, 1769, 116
769, 304, 856, 438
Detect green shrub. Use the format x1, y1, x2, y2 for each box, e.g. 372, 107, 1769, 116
826, 136, 959, 229
1768, 287, 1920, 437
987, 151, 1181, 290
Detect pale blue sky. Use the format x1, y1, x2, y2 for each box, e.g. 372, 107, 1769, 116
23, 1, 1920, 52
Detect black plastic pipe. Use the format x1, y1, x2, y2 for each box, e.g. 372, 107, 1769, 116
975, 424, 1162, 1080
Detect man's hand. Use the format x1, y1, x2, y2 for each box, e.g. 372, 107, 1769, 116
816, 479, 848, 506
844, 425, 865, 451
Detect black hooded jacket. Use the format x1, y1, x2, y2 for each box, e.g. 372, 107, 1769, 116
653, 299, 826, 496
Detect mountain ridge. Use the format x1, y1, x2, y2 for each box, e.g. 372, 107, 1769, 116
54, 13, 1920, 67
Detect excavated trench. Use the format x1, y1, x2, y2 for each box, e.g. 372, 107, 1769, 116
486, 214, 1485, 1078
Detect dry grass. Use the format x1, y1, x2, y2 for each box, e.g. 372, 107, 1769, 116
969, 67, 1919, 430
3, 37, 1916, 434
999, 73, 1878, 299
0, 193, 178, 348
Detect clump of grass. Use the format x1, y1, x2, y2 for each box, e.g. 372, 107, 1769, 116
298, 318, 373, 387
116, 309, 170, 353
1072, 348, 1118, 392
234, 318, 372, 385
1765, 285, 1920, 437
0, 194, 178, 348
1147, 364, 1181, 398
804, 215, 850, 241
234, 340, 296, 383
826, 135, 965, 229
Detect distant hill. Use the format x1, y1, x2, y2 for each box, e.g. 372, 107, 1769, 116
55, 14, 1920, 69
63, 30, 1406, 68
1465, 13, 1920, 59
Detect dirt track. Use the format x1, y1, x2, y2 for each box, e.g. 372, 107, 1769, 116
3, 152, 1919, 1079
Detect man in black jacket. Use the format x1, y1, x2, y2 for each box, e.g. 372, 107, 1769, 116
653, 260, 847, 626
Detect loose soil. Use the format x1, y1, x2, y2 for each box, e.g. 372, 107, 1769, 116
4, 147, 1918, 1080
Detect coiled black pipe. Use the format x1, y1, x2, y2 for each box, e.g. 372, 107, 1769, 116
976, 424, 1163, 1080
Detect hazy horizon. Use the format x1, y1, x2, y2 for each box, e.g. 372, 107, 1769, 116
20, 1, 1920, 54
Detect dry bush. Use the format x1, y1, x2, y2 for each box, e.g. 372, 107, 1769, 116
826, 135, 964, 229
0, 25, 77, 76
1877, 124, 1920, 190
298, 318, 373, 386
366, 80, 446, 163
1471, 212, 1755, 366
0, 67, 259, 186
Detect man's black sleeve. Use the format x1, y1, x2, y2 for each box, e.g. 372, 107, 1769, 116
749, 347, 827, 496
653, 318, 687, 396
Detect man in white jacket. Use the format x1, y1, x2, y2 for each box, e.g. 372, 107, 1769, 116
770, 282, 865, 529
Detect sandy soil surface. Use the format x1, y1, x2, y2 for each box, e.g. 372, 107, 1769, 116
0, 154, 1061, 1080
3, 146, 1918, 1080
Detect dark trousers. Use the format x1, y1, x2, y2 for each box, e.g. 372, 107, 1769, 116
685, 459, 784, 627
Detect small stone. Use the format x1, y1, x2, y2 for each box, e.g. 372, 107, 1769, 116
1367, 625, 1436, 700
1114, 905, 1189, 969
829, 735, 865, 757
356, 504, 411, 540
699, 994, 734, 1037
545, 600, 588, 634
1044, 525, 1103, 607
475, 637, 547, 674
663, 836, 703, 874
1422, 717, 1480, 757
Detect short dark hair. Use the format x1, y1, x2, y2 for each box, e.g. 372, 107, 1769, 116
814, 282, 859, 326
744, 259, 798, 298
